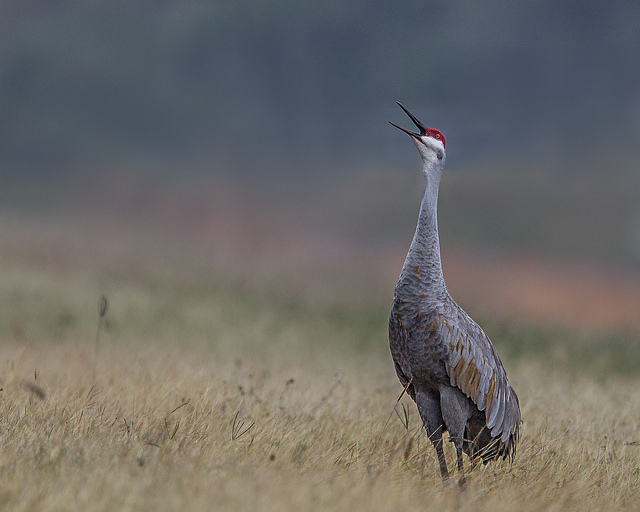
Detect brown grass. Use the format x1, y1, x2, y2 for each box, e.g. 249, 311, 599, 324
1, 205, 640, 511
2, 335, 640, 511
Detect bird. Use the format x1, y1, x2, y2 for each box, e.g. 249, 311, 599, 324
388, 102, 520, 484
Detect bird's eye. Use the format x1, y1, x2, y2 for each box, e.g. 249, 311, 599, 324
434, 134, 441, 139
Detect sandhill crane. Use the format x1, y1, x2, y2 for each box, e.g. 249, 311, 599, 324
388, 103, 520, 484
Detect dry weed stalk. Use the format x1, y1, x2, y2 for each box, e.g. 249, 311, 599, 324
373, 377, 413, 451
92, 295, 109, 380
231, 410, 255, 441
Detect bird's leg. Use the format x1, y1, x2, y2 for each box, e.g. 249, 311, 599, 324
453, 437, 466, 487
415, 389, 449, 481
438, 386, 472, 487
433, 433, 450, 481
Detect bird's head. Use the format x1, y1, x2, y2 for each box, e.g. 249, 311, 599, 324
390, 102, 446, 164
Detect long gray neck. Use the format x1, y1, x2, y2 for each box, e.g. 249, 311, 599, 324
396, 163, 448, 299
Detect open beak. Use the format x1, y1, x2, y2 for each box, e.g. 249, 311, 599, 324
389, 102, 428, 139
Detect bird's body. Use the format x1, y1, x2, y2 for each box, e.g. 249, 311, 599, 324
388, 103, 520, 483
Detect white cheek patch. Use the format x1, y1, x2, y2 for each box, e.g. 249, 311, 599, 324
416, 137, 446, 163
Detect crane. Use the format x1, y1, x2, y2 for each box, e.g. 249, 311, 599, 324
388, 103, 520, 484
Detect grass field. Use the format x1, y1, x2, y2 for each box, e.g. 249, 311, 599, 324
1, 204, 640, 512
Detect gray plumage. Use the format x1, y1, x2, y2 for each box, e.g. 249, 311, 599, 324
388, 103, 520, 483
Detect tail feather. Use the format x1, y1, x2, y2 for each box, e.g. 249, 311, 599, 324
464, 419, 519, 465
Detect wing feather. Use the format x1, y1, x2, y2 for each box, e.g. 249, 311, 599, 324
487, 385, 501, 429
492, 387, 507, 435
437, 304, 520, 451
449, 344, 462, 369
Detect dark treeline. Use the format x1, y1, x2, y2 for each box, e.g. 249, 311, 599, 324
1, 1, 639, 174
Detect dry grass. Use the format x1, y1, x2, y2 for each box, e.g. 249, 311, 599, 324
1, 218, 640, 511
2, 338, 640, 511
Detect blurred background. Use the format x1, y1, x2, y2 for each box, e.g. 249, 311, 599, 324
2, 0, 640, 332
